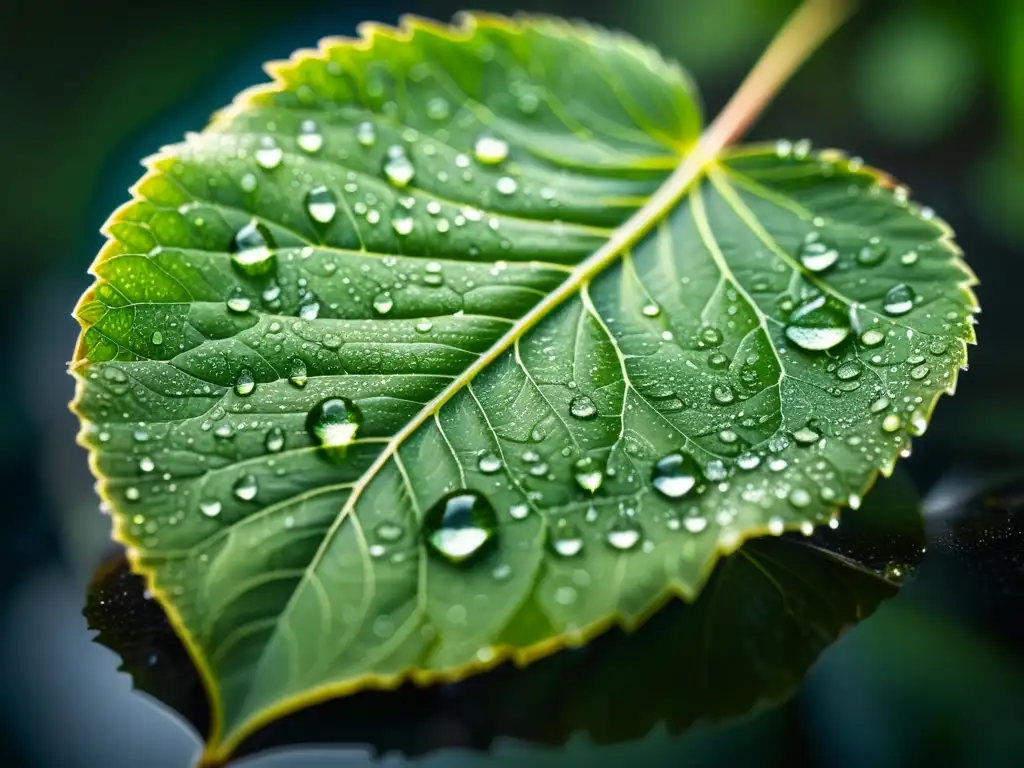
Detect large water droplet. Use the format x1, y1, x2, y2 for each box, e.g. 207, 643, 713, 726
231, 219, 276, 276
289, 360, 308, 388
785, 296, 851, 351
549, 519, 584, 557
573, 457, 603, 493
424, 490, 498, 563
297, 119, 323, 153
306, 185, 337, 224
651, 452, 701, 499
473, 134, 509, 165
882, 284, 916, 316
569, 394, 598, 420
233, 474, 259, 501
798, 231, 838, 272
383, 145, 415, 187
307, 397, 362, 454
227, 294, 252, 313
712, 384, 735, 404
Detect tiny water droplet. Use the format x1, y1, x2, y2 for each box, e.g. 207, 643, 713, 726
569, 394, 598, 420
792, 427, 820, 445
768, 516, 785, 535
473, 134, 509, 165
651, 452, 701, 499
426, 96, 450, 120
307, 397, 362, 454
785, 296, 851, 351
233, 474, 259, 501
788, 488, 811, 508
139, 457, 155, 473
375, 522, 405, 542
392, 215, 414, 236
508, 502, 530, 520
424, 490, 498, 563
684, 515, 708, 533
882, 284, 916, 316
573, 457, 603, 493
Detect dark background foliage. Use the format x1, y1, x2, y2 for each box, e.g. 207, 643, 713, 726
1, 0, 1022, 766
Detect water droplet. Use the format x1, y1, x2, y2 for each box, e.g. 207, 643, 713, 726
606, 514, 642, 551
712, 384, 735, 404
870, 395, 890, 413
651, 452, 701, 499
573, 457, 603, 493
297, 119, 323, 153
375, 522, 404, 542
139, 457, 155, 473
473, 134, 509, 165
200, 500, 222, 518
768, 516, 785, 535
788, 488, 811, 508
305, 185, 337, 224
549, 519, 584, 557
424, 490, 498, 563
151, 331, 163, 346
910, 364, 930, 380
857, 237, 888, 266
737, 453, 761, 470
860, 329, 885, 347
698, 326, 723, 347
908, 411, 928, 436
372, 292, 394, 315
708, 352, 730, 370
684, 515, 708, 533
492, 563, 512, 581
882, 284, 916, 316
785, 296, 851, 351
231, 219, 276, 276
415, 319, 433, 333
798, 232, 838, 272
900, 250, 919, 266
881, 414, 902, 432
289, 360, 308, 388
227, 295, 252, 313
234, 369, 256, 396
495, 176, 518, 195
477, 452, 502, 474
383, 146, 415, 187
836, 361, 861, 380
508, 502, 530, 520
392, 215, 414, 236
426, 96, 450, 120
233, 474, 259, 501
792, 427, 820, 445
307, 397, 362, 454
254, 136, 283, 169
641, 302, 661, 317
569, 394, 598, 420
355, 121, 376, 147
265, 426, 285, 453
883, 562, 909, 582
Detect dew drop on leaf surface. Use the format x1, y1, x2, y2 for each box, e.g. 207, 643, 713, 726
423, 490, 498, 563
306, 397, 362, 454
784, 295, 851, 351
651, 452, 701, 499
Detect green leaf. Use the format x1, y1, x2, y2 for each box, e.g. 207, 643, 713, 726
84, 471, 922, 760
70, 12, 977, 762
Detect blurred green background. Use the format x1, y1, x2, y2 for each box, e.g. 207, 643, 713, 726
1, 0, 1022, 766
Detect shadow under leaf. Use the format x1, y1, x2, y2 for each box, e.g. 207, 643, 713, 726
84, 471, 923, 762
